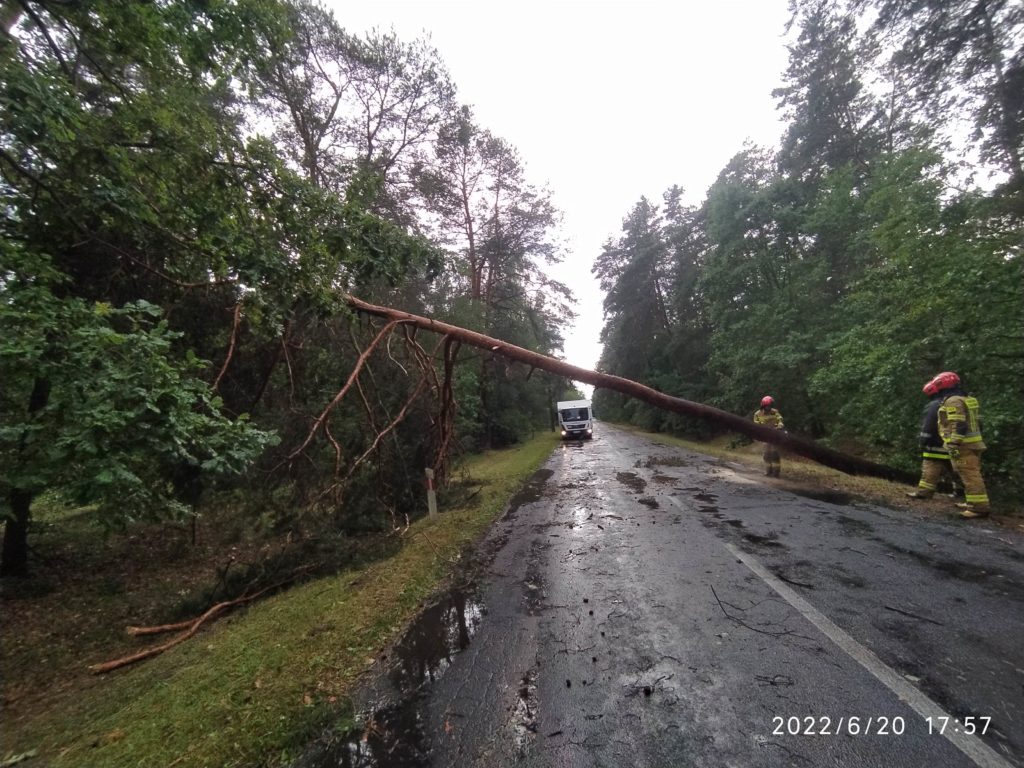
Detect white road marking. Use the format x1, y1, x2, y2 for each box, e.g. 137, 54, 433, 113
724, 540, 1014, 768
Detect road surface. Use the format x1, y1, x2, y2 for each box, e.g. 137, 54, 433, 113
295, 424, 1024, 768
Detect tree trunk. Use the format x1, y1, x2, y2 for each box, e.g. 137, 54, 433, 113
1, 488, 31, 578
344, 294, 917, 484
1, 376, 50, 578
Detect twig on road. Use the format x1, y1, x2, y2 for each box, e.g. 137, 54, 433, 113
884, 605, 944, 626
710, 585, 811, 639
755, 674, 794, 686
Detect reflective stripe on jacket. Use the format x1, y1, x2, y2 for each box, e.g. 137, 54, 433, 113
938, 394, 986, 450
753, 408, 784, 429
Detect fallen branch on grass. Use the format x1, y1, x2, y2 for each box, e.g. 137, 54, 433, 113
89, 566, 315, 674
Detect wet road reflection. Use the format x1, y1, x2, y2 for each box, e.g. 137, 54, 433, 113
290, 425, 1024, 768
291, 591, 483, 768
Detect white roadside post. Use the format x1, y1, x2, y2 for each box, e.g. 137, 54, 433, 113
425, 468, 438, 518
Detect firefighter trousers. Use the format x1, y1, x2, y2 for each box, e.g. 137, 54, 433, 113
762, 443, 780, 476
917, 457, 951, 495
951, 448, 989, 508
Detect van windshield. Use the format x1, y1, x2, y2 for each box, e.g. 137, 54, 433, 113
560, 408, 589, 421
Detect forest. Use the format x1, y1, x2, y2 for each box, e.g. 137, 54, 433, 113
594, 1, 1023, 500
2, 0, 1022, 587
1, 0, 577, 579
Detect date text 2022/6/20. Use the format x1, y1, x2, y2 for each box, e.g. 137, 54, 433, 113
770, 715, 993, 736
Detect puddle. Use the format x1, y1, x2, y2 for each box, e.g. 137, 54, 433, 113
291, 699, 430, 768
291, 589, 484, 767
391, 590, 483, 690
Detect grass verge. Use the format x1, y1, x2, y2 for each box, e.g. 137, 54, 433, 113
1, 430, 558, 768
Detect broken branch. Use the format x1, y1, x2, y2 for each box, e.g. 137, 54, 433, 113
212, 302, 243, 392
287, 320, 402, 460
93, 568, 314, 674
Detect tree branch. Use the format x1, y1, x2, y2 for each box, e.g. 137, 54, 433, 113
286, 319, 404, 461
212, 302, 242, 392
343, 293, 917, 483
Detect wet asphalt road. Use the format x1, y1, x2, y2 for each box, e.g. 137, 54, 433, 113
297, 423, 1024, 768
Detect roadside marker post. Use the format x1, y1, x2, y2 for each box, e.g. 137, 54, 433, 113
425, 468, 438, 518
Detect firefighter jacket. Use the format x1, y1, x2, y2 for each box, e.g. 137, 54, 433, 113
918, 396, 949, 461
938, 389, 986, 452
753, 407, 784, 430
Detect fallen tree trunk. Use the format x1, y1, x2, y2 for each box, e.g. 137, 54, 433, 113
345, 294, 916, 484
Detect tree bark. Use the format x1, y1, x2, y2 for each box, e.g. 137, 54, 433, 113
344, 294, 917, 484
1, 488, 31, 577
1, 376, 51, 578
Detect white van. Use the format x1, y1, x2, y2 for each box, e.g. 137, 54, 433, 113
556, 399, 594, 440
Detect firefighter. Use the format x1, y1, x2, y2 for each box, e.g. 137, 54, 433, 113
753, 395, 784, 477
927, 372, 990, 519
905, 383, 954, 499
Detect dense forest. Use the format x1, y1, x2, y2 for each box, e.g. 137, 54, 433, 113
2, 0, 1021, 580
0, 0, 576, 577
594, 0, 1023, 499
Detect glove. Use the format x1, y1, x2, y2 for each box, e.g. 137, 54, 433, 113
947, 446, 961, 460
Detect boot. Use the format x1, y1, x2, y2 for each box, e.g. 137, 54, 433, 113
905, 490, 933, 499
957, 503, 990, 519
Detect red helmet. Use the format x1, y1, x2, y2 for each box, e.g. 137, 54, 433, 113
923, 371, 960, 397
760, 395, 774, 408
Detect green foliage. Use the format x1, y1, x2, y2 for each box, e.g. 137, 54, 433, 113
849, 0, 1024, 189
559, 387, 587, 401
0, 0, 467, 576
594, 7, 1023, 498
0, 251, 276, 526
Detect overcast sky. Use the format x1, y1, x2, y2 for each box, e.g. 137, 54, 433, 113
328, 0, 794, 392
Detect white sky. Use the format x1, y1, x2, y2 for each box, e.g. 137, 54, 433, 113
328, 0, 793, 393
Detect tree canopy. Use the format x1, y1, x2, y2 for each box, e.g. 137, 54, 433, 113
594, 1, 1023, 498
1, 0, 573, 576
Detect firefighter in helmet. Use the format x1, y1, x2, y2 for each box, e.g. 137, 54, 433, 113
906, 380, 955, 500
925, 372, 990, 519
753, 395, 784, 477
